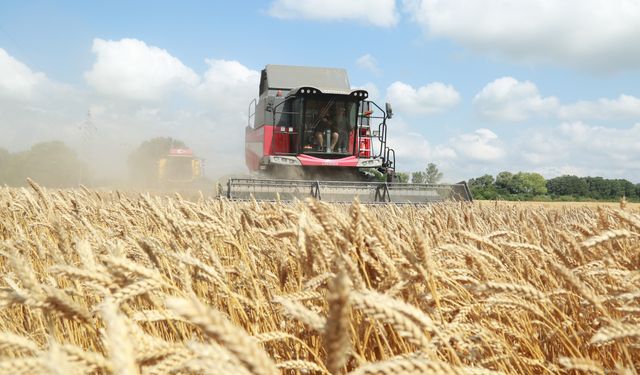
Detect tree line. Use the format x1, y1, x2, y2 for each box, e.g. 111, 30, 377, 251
2, 141, 637, 202
394, 165, 638, 202
468, 172, 640, 201
0, 137, 189, 188
0, 141, 89, 187
393, 163, 443, 184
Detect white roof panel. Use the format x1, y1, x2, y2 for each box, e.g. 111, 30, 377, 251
265, 65, 351, 92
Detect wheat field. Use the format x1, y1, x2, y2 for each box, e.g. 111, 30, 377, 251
0, 181, 639, 374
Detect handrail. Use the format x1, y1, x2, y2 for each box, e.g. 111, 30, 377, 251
356, 100, 389, 161
248, 98, 257, 128
385, 147, 396, 170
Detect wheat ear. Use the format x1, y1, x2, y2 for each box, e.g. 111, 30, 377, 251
347, 357, 500, 375
272, 296, 327, 333
166, 297, 279, 375
581, 229, 636, 248
324, 269, 352, 374
101, 299, 138, 375
558, 356, 604, 374
590, 322, 640, 345
350, 290, 433, 350
276, 360, 330, 374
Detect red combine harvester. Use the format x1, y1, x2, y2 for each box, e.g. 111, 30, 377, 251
227, 65, 472, 203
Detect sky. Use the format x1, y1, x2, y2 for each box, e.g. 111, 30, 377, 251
1, 0, 640, 183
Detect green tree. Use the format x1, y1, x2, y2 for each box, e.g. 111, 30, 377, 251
468, 174, 497, 199
411, 171, 425, 184
546, 175, 588, 197
580, 177, 638, 200
3, 141, 88, 187
510, 172, 547, 195
494, 171, 546, 197
425, 163, 443, 183
128, 137, 187, 185
584, 177, 607, 199
412, 163, 443, 184
614, 179, 636, 199
495, 171, 514, 194
395, 172, 409, 183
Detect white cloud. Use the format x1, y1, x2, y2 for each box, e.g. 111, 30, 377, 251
86, 59, 261, 178
517, 122, 640, 180
0, 48, 48, 101
386, 81, 460, 115
449, 128, 505, 161
387, 125, 432, 163
385, 120, 506, 181
0, 49, 87, 160
385, 119, 459, 177
85, 38, 199, 101
361, 117, 639, 181
356, 54, 382, 76
473, 77, 559, 122
196, 59, 260, 113
474, 77, 640, 123
268, 0, 399, 27
557, 122, 640, 160
387, 116, 640, 181
432, 145, 456, 160
559, 95, 640, 120
2, 40, 263, 180
404, 0, 640, 72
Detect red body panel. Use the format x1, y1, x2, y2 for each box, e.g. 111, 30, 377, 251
262, 125, 273, 155
251, 125, 291, 155
246, 124, 371, 172
272, 128, 291, 154
359, 137, 371, 158
169, 148, 193, 156
297, 154, 359, 167
247, 125, 288, 171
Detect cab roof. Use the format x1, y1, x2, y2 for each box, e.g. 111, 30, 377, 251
260, 65, 351, 95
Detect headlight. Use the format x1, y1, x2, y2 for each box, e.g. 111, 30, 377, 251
271, 156, 300, 165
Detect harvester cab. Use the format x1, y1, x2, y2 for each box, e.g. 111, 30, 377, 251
231, 64, 472, 203
245, 65, 394, 179
158, 148, 202, 184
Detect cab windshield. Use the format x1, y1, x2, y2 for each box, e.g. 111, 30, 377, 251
297, 96, 357, 154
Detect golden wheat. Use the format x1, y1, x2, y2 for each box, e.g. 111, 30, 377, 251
0, 182, 638, 374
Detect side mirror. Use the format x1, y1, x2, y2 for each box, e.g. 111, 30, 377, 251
265, 96, 275, 112
385, 102, 393, 119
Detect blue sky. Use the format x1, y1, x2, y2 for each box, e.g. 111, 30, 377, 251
1, 0, 640, 182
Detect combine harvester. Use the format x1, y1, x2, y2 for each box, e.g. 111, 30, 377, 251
227, 65, 472, 203
158, 148, 202, 184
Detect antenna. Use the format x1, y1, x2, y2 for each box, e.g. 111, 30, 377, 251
78, 110, 96, 138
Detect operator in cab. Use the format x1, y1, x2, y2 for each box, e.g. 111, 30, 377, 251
334, 104, 351, 153
314, 104, 339, 152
